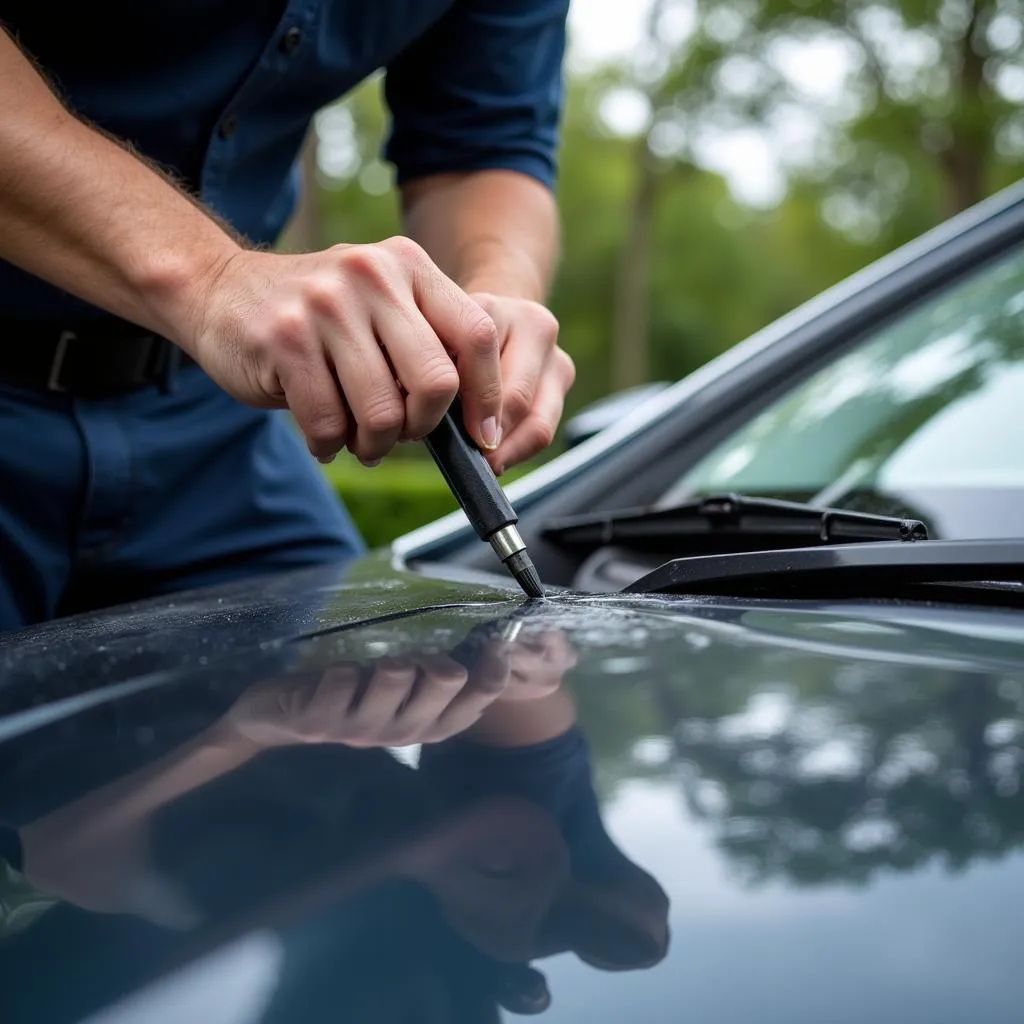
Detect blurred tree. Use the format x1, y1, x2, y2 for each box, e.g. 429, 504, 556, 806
642, 0, 1024, 232
313, 75, 402, 250
304, 0, 1022, 418
278, 130, 320, 252
612, 0, 672, 390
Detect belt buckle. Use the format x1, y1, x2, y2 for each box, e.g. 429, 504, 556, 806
47, 330, 76, 393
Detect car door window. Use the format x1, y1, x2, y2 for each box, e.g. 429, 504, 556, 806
661, 245, 1024, 539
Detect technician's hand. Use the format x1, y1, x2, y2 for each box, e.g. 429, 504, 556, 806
468, 293, 576, 475
183, 238, 503, 465
217, 644, 511, 751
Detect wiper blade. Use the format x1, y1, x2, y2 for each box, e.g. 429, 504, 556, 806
625, 538, 1024, 608
542, 493, 928, 556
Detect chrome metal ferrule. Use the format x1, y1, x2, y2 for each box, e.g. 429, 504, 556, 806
488, 524, 526, 562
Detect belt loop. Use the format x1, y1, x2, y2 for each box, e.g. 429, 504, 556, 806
160, 343, 182, 394
47, 330, 76, 393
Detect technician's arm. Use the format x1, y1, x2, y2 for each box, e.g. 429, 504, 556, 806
0, 29, 503, 463
0, 29, 237, 339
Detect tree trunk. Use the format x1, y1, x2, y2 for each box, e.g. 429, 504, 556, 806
942, 144, 985, 216
942, 0, 989, 215
278, 128, 320, 252
612, 140, 657, 390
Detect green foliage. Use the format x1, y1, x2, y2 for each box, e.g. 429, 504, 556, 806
315, 76, 402, 247
323, 456, 531, 548
323, 457, 459, 549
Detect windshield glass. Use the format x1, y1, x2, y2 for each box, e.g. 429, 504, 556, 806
661, 245, 1024, 539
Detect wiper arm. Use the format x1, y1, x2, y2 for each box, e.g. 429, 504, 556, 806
542, 493, 928, 556
625, 538, 1024, 608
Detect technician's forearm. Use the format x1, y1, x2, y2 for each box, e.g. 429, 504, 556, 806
0, 29, 240, 347
19, 728, 255, 907
400, 169, 559, 302
22, 728, 255, 850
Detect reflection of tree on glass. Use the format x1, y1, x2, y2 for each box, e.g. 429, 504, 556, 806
666, 245, 1024, 536
0, 620, 668, 1023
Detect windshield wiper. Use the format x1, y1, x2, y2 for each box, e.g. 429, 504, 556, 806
541, 493, 928, 557
624, 538, 1024, 608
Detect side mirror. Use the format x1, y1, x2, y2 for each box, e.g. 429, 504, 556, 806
563, 383, 671, 449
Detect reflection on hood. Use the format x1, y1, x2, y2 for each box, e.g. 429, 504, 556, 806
0, 611, 669, 1024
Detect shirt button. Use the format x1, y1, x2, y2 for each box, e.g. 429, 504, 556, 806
218, 114, 238, 140
280, 26, 302, 54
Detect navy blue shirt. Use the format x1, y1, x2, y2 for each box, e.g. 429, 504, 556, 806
1, 0, 569, 318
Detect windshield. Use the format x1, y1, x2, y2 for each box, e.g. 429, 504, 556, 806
662, 245, 1024, 539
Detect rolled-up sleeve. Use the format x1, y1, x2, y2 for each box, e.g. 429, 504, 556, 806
383, 0, 570, 190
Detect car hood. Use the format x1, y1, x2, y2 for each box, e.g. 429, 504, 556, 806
1, 554, 1023, 1024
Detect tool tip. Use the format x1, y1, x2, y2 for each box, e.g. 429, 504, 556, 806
505, 549, 545, 600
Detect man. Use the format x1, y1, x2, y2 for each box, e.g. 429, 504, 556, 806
0, 1, 575, 631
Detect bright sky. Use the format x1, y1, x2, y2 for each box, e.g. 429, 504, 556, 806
568, 0, 655, 68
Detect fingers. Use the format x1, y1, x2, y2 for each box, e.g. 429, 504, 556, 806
339, 658, 418, 745
400, 242, 502, 451
327, 333, 406, 465
390, 654, 470, 741
423, 639, 511, 742
370, 302, 459, 441
491, 347, 575, 474
331, 238, 498, 455
197, 242, 525, 466
305, 272, 406, 464
273, 342, 350, 464
484, 298, 560, 445
314, 663, 363, 732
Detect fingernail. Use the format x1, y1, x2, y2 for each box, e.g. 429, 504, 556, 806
362, 458, 382, 468
480, 417, 500, 451
317, 453, 336, 465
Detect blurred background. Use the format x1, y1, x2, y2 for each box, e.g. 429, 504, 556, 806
281, 0, 1024, 546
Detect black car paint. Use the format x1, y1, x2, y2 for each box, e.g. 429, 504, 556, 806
1, 558, 1024, 1024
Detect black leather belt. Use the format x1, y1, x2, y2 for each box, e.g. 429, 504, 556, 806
0, 317, 195, 398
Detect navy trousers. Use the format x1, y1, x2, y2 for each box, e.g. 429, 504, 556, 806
0, 365, 364, 633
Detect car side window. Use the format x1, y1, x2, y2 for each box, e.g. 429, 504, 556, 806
661, 246, 1024, 538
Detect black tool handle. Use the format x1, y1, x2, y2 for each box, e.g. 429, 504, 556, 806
424, 398, 516, 540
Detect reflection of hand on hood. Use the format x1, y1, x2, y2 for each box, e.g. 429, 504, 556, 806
214, 620, 579, 753
9, 624, 551, 922
1, 616, 665, 1023
216, 641, 510, 751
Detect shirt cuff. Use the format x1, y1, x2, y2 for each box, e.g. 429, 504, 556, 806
392, 151, 557, 191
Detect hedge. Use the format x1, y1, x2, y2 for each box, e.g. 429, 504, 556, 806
321, 456, 530, 549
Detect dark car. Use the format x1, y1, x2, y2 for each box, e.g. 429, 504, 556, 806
2, 182, 1024, 1024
